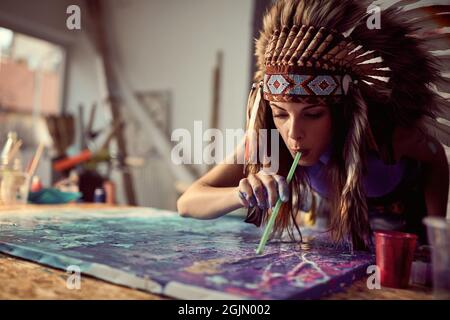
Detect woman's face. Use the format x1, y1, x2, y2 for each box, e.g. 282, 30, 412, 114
268, 99, 332, 166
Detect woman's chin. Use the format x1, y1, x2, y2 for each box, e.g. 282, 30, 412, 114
298, 158, 318, 167
289, 151, 318, 166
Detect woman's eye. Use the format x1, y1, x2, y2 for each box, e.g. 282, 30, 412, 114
273, 113, 288, 119
304, 112, 324, 119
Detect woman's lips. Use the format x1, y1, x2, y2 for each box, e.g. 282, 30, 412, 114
292, 149, 310, 157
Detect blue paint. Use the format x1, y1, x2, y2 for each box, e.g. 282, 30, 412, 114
0, 208, 374, 299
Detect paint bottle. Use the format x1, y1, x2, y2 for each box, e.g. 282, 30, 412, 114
93, 188, 106, 203
1, 131, 18, 165
31, 176, 43, 192
103, 180, 116, 205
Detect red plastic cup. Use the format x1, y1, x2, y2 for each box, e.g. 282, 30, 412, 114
374, 231, 418, 289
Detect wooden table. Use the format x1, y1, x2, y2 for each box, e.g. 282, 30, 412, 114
0, 204, 433, 300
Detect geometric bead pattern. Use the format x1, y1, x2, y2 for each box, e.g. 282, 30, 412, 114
263, 73, 343, 97
266, 74, 290, 94
307, 75, 338, 95
287, 75, 310, 95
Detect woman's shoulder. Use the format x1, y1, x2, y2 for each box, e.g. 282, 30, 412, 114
390, 124, 443, 164
370, 124, 424, 165
391, 125, 418, 162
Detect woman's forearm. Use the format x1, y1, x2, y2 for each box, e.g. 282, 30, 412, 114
177, 183, 243, 219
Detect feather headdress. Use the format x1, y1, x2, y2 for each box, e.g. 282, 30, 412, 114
244, 0, 450, 250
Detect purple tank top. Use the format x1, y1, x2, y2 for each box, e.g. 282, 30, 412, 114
305, 146, 407, 198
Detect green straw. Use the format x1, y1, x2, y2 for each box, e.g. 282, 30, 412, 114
256, 152, 302, 255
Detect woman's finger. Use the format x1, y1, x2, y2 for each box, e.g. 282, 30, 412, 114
273, 175, 290, 203
257, 172, 279, 208
247, 174, 267, 209
237, 189, 250, 207
238, 178, 257, 208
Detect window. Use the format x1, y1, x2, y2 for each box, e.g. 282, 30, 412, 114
0, 26, 65, 115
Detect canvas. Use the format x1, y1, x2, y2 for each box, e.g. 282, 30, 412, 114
0, 207, 374, 299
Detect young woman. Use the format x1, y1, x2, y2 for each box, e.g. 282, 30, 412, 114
177, 0, 449, 250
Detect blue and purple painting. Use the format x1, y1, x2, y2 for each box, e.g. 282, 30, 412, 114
0, 207, 374, 299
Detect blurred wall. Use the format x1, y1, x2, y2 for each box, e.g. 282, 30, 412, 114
104, 0, 253, 209
0, 0, 253, 209
106, 0, 252, 140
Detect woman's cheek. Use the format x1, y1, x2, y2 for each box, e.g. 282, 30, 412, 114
313, 116, 332, 141
273, 119, 288, 141
279, 123, 291, 145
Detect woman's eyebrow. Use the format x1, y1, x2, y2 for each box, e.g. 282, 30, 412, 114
302, 105, 325, 111
269, 103, 286, 111
269, 103, 325, 111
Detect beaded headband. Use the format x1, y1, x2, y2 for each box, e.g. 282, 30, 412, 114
261, 25, 391, 101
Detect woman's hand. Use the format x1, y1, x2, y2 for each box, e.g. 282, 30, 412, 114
237, 170, 290, 209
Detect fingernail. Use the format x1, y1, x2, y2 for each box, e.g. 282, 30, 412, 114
258, 201, 265, 210
257, 199, 263, 208
263, 190, 270, 208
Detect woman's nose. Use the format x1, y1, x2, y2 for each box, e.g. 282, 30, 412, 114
288, 116, 305, 141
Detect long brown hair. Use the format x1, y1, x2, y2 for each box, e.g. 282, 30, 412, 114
245, 0, 372, 249
243, 86, 359, 246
